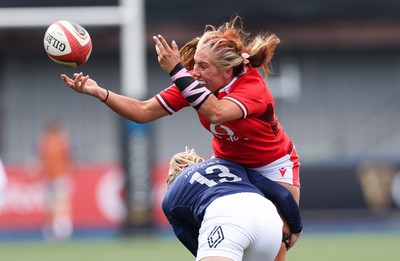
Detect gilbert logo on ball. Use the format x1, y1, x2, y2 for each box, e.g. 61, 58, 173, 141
44, 20, 92, 68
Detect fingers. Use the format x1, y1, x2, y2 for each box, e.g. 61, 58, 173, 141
60, 74, 68, 82
153, 36, 164, 60
153, 35, 169, 50
153, 34, 178, 53
153, 35, 163, 54
60, 72, 88, 91
171, 40, 179, 52
72, 73, 83, 88
153, 34, 181, 73
60, 74, 74, 86
81, 75, 90, 86
154, 44, 161, 56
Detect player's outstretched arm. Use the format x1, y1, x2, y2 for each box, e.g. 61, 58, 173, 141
60, 73, 169, 123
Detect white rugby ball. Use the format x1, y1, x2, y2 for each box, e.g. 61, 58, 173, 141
44, 20, 92, 68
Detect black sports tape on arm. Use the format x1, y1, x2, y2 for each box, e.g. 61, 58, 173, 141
169, 63, 211, 110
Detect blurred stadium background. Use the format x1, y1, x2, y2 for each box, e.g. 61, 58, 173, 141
1, 0, 400, 259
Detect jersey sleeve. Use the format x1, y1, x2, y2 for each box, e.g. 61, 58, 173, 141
155, 84, 190, 114
247, 170, 303, 234
162, 197, 198, 256
169, 218, 199, 256
162, 188, 199, 256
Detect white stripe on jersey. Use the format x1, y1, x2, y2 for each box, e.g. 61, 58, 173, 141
223, 96, 248, 118
156, 94, 175, 114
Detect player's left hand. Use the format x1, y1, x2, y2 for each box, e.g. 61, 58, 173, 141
153, 34, 180, 73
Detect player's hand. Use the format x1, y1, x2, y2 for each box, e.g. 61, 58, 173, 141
60, 72, 99, 96
288, 231, 302, 250
153, 34, 180, 73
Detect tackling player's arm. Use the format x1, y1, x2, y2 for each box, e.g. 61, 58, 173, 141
168, 217, 199, 256
162, 198, 199, 256
247, 171, 303, 247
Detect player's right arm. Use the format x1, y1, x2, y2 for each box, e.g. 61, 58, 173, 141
60, 73, 169, 123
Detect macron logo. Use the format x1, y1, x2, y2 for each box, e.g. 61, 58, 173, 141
279, 167, 287, 176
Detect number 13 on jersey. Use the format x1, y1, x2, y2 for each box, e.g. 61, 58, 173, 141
189, 164, 242, 187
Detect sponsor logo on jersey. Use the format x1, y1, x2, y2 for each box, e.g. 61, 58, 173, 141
210, 124, 250, 142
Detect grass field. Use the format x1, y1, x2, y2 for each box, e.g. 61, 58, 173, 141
1, 231, 399, 261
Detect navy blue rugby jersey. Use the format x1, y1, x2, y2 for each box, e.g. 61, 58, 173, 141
162, 157, 303, 256
162, 158, 263, 227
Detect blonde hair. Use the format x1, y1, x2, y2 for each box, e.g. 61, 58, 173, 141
166, 147, 204, 187
180, 15, 280, 79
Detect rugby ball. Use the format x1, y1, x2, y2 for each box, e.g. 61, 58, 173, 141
44, 20, 92, 68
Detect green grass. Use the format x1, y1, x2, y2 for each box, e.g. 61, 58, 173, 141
0, 237, 192, 261
1, 232, 399, 261
287, 232, 400, 261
